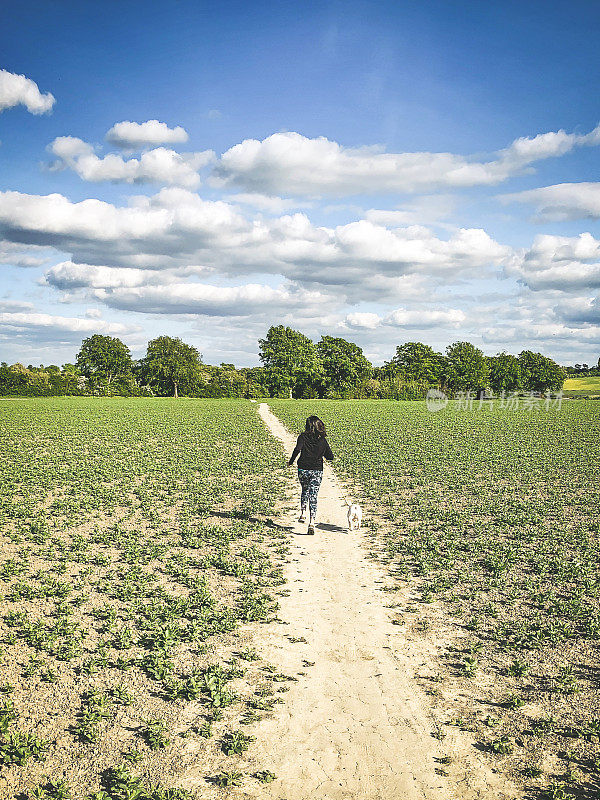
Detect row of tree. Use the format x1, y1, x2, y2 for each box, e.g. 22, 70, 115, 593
257, 327, 565, 396
564, 362, 600, 376
1, 326, 567, 399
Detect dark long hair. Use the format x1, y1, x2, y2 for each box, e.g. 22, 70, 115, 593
305, 415, 326, 438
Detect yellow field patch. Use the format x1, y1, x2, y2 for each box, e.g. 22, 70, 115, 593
563, 376, 600, 391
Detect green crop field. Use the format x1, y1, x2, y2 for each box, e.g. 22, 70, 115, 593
3, 396, 600, 799
563, 376, 600, 397
0, 398, 290, 799
271, 399, 600, 797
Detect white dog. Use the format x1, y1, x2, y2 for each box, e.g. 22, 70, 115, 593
346, 501, 363, 531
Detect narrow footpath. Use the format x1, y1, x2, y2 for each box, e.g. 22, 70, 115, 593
241, 403, 453, 800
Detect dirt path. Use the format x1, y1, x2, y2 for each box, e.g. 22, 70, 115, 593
239, 404, 454, 800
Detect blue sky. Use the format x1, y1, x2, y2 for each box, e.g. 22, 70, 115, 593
2, 0, 600, 366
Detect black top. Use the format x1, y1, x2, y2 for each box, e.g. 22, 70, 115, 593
288, 432, 334, 471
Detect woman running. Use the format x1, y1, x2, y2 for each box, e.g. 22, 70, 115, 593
288, 415, 334, 534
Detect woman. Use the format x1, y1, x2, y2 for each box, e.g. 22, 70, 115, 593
288, 415, 334, 534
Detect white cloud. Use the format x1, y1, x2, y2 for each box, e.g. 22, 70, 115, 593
501, 182, 600, 221
481, 319, 600, 346
0, 240, 53, 268
48, 137, 214, 188
92, 281, 329, 317
509, 232, 600, 291
345, 307, 466, 330
105, 119, 188, 149
229, 193, 312, 213
0, 69, 55, 114
0, 311, 136, 337
386, 307, 466, 327
0, 189, 513, 306
212, 126, 600, 196
554, 296, 600, 326
344, 312, 381, 329
0, 300, 35, 312
44, 261, 191, 290
0, 188, 247, 270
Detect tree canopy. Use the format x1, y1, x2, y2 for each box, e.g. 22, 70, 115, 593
387, 341, 444, 384
76, 335, 133, 386
317, 335, 372, 397
444, 341, 490, 392
518, 350, 566, 392
487, 352, 521, 392
140, 336, 202, 397
258, 325, 323, 398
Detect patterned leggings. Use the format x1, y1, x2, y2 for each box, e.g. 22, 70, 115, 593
298, 468, 323, 518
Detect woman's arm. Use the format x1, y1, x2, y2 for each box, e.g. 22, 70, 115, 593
324, 438, 334, 461
288, 435, 303, 466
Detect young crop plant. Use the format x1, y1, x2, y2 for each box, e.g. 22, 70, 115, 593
254, 769, 277, 783
0, 397, 289, 795
72, 691, 114, 743
93, 763, 193, 800
212, 770, 244, 787
221, 729, 255, 756
0, 727, 49, 766
140, 719, 170, 750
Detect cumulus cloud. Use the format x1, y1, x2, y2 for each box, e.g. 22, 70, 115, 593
509, 232, 600, 291
44, 261, 196, 290
48, 137, 214, 188
344, 312, 382, 330
0, 69, 55, 114
481, 319, 600, 346
105, 119, 189, 149
0, 240, 53, 268
386, 307, 466, 327
345, 307, 466, 330
554, 295, 600, 327
501, 182, 600, 221
0, 188, 246, 272
93, 281, 329, 317
212, 126, 600, 196
0, 188, 513, 307
0, 310, 137, 338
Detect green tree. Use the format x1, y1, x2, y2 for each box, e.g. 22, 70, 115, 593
140, 336, 202, 397
203, 364, 246, 397
258, 325, 323, 398
241, 367, 270, 398
518, 350, 565, 392
487, 352, 521, 393
387, 341, 444, 384
76, 335, 133, 386
316, 336, 372, 397
444, 341, 489, 393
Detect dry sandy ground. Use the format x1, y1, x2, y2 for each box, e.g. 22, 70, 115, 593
236, 404, 452, 800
